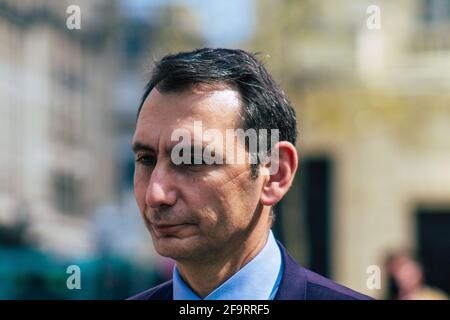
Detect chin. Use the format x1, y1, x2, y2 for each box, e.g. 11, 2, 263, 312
152, 236, 201, 260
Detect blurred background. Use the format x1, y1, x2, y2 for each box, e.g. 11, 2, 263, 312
0, 0, 449, 300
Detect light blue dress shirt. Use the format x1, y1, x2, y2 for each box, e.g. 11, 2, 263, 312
173, 230, 283, 300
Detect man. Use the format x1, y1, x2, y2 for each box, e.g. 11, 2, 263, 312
129, 48, 372, 300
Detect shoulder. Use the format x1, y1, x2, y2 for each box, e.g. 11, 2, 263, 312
303, 268, 373, 300
276, 241, 374, 300
127, 280, 173, 300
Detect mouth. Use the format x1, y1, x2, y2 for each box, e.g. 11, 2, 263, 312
151, 223, 194, 235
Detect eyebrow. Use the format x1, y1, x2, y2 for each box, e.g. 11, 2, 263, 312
131, 141, 156, 154
131, 140, 225, 159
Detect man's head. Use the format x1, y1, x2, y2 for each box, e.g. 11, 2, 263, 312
132, 48, 298, 263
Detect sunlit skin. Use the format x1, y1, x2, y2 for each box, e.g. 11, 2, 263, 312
132, 86, 298, 298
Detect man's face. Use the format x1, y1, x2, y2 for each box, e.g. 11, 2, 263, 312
132, 87, 266, 262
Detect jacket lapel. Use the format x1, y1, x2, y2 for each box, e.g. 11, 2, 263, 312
153, 281, 173, 300
274, 240, 307, 300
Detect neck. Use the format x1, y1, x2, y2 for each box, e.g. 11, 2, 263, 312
177, 228, 271, 298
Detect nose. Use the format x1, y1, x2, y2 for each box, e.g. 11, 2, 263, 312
145, 162, 177, 209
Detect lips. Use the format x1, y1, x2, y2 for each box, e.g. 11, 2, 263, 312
152, 223, 193, 235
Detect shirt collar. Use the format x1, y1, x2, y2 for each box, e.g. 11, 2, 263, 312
173, 230, 283, 300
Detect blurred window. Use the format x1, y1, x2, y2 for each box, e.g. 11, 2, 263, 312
422, 0, 450, 25
416, 208, 450, 296
301, 157, 332, 278
52, 172, 83, 214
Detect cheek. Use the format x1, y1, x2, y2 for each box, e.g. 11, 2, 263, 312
133, 169, 149, 210
220, 176, 261, 225
180, 168, 260, 233
184, 181, 228, 233
194, 182, 251, 233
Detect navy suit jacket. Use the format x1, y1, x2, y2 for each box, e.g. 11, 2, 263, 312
129, 241, 373, 300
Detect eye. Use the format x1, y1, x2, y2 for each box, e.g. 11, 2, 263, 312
135, 154, 156, 167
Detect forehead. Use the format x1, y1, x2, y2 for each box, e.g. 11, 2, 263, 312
133, 88, 242, 145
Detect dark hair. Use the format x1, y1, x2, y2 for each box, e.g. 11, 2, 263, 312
137, 48, 298, 178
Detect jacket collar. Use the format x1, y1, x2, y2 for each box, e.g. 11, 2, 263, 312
273, 240, 307, 300
148, 241, 305, 300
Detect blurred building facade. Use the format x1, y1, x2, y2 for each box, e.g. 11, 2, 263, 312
0, 0, 118, 257
251, 0, 450, 298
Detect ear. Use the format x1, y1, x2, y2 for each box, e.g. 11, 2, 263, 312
260, 141, 298, 206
